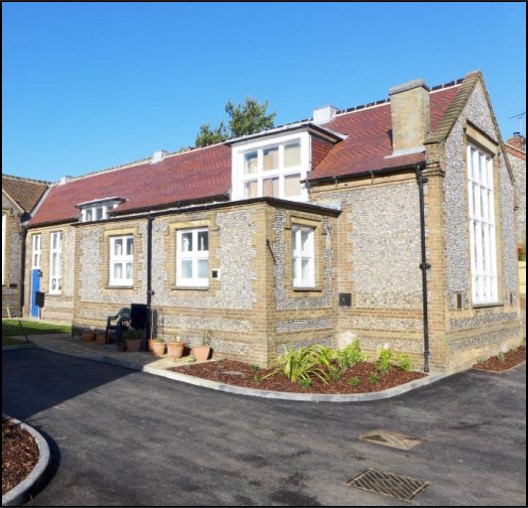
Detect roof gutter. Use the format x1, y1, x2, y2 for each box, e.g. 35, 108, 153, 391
110, 193, 231, 218
307, 161, 425, 186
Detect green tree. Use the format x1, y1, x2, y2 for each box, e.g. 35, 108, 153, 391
195, 122, 228, 148
195, 98, 276, 147
226, 98, 276, 138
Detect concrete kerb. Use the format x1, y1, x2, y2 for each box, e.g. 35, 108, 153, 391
25, 337, 447, 402
472, 361, 527, 374
1, 414, 51, 507
145, 365, 446, 402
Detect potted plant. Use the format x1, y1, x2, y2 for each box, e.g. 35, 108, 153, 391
166, 336, 185, 359
124, 328, 144, 352
148, 337, 166, 357
190, 330, 212, 362
81, 329, 95, 342
96, 331, 109, 345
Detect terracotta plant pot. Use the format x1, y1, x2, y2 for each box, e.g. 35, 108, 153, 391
125, 338, 141, 352
166, 342, 185, 359
149, 339, 166, 357
191, 345, 211, 362
96, 333, 108, 345
82, 331, 95, 342
116, 342, 127, 352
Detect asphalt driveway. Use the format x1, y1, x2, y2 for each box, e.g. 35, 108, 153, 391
2, 349, 526, 506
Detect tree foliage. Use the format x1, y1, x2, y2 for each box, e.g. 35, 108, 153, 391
195, 98, 276, 148
195, 122, 228, 148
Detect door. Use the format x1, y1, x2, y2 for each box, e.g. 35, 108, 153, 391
30, 269, 40, 318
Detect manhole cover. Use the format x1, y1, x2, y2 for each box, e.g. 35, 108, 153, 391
347, 468, 429, 501
360, 430, 422, 450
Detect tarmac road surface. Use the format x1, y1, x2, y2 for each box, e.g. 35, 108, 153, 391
2, 349, 526, 506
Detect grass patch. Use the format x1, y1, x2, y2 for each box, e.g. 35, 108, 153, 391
2, 336, 32, 346
2, 319, 71, 344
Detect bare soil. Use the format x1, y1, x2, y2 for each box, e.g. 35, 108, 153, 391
2, 418, 38, 495
172, 359, 426, 394
472, 345, 526, 372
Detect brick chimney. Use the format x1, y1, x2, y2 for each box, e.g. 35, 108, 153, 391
506, 132, 526, 152
389, 79, 431, 156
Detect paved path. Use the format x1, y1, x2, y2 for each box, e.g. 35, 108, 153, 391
2, 348, 526, 506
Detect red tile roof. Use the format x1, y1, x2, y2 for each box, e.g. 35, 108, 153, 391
2, 175, 49, 213
309, 85, 461, 180
29, 79, 463, 226
505, 143, 526, 161
30, 144, 231, 226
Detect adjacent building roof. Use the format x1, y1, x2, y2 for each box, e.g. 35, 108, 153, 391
505, 143, 526, 161
505, 133, 526, 161
28, 73, 474, 227
2, 174, 49, 213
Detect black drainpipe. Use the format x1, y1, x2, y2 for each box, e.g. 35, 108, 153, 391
146, 214, 154, 343
19, 225, 28, 316
416, 163, 431, 373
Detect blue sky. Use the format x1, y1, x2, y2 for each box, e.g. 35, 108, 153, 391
2, 2, 526, 182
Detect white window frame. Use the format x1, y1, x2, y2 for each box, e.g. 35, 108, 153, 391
32, 234, 41, 269
467, 144, 498, 305
292, 225, 315, 288
109, 235, 134, 287
176, 228, 209, 287
2, 213, 5, 285
49, 232, 62, 294
231, 131, 310, 202
80, 201, 119, 223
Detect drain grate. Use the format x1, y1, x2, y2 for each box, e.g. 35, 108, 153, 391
347, 468, 429, 501
360, 430, 422, 450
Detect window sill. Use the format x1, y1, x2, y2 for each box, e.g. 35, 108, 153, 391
171, 285, 209, 291
473, 302, 503, 309
105, 285, 134, 290
293, 286, 322, 293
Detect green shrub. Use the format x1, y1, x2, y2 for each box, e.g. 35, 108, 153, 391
251, 364, 260, 371
123, 327, 144, 341
253, 375, 262, 384
263, 344, 330, 385
368, 373, 380, 384
336, 339, 367, 371
347, 376, 361, 386
376, 348, 392, 374
298, 378, 312, 389
396, 354, 413, 372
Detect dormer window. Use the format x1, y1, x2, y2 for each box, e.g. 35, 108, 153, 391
232, 132, 310, 201
77, 198, 123, 223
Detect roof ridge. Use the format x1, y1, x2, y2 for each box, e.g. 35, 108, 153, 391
2, 173, 51, 185
50, 142, 228, 184
334, 76, 465, 118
